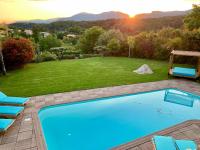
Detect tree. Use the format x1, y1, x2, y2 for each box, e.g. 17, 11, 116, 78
134, 32, 156, 58
0, 24, 8, 75
77, 26, 104, 53
32, 25, 41, 43
107, 38, 121, 51
184, 4, 200, 30
97, 29, 124, 46
2, 38, 34, 69
0, 42, 6, 75
67, 26, 83, 34
39, 35, 62, 51
165, 37, 183, 50
127, 36, 136, 57
57, 32, 65, 40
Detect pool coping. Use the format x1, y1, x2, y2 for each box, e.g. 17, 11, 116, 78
31, 79, 200, 150
113, 120, 200, 149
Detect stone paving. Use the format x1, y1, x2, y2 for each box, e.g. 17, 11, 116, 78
0, 79, 200, 150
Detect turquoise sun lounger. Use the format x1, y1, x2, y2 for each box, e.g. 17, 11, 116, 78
152, 136, 176, 150
0, 92, 29, 105
176, 139, 197, 150
0, 119, 15, 133
172, 67, 196, 78
153, 135, 197, 150
0, 106, 24, 118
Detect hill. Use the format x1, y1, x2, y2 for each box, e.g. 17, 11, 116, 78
9, 15, 184, 34
18, 11, 129, 24
16, 10, 190, 24
135, 10, 190, 19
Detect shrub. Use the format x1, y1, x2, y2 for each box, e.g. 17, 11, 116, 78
49, 46, 80, 59
39, 51, 57, 62
79, 54, 102, 59
2, 38, 34, 69
39, 35, 62, 51
93, 45, 107, 54
62, 54, 77, 59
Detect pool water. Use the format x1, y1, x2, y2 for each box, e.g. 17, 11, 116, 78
38, 88, 200, 150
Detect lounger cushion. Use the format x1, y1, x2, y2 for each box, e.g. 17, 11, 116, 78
176, 140, 197, 150
0, 119, 14, 132
0, 97, 29, 105
0, 106, 24, 116
152, 136, 176, 150
173, 67, 196, 78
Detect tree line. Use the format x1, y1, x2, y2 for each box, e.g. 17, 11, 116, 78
9, 15, 184, 35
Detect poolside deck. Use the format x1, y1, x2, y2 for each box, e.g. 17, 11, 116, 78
0, 79, 200, 150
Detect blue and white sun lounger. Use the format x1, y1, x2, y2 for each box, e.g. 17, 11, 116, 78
152, 135, 197, 150
0, 106, 24, 118
0, 92, 29, 105
0, 119, 15, 133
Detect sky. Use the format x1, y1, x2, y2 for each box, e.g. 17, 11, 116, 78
0, 0, 199, 23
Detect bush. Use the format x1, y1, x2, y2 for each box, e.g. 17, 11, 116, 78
49, 46, 80, 59
2, 38, 34, 69
62, 54, 77, 59
93, 45, 107, 54
79, 54, 102, 59
39, 51, 57, 62
39, 35, 62, 51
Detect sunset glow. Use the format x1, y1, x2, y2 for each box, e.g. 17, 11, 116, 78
0, 0, 199, 23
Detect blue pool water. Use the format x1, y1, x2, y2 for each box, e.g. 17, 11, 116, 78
38, 88, 200, 150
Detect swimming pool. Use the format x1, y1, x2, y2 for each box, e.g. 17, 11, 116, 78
38, 88, 200, 150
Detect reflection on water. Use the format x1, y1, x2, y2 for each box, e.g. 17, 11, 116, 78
164, 89, 195, 107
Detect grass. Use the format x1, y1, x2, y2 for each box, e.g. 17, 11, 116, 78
0, 57, 170, 97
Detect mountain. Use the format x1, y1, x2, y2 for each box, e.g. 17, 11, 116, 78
14, 10, 191, 24
135, 10, 191, 19
64, 11, 129, 21
18, 11, 129, 24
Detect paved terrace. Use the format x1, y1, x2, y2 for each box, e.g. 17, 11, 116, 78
0, 79, 200, 150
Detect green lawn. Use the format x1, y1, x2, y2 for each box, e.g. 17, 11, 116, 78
0, 57, 170, 97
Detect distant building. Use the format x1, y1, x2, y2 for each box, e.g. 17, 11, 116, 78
8, 29, 14, 33
66, 34, 77, 38
40, 32, 50, 38
0, 31, 6, 38
24, 29, 33, 35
